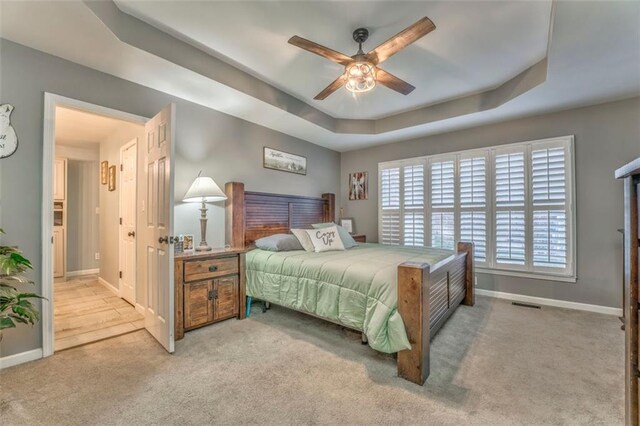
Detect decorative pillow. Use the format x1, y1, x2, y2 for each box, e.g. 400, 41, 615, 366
312, 222, 358, 249
255, 234, 303, 252
305, 226, 346, 252
291, 228, 315, 252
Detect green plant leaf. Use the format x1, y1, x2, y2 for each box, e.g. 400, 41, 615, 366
0, 316, 16, 329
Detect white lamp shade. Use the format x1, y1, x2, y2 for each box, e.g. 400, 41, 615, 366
183, 176, 227, 203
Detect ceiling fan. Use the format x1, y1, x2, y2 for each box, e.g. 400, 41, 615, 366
288, 17, 436, 100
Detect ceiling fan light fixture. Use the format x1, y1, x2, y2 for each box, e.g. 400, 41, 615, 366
344, 61, 376, 93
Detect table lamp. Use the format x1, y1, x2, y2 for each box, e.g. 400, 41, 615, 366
183, 173, 227, 251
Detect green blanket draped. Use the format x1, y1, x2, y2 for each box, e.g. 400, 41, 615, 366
246, 243, 455, 353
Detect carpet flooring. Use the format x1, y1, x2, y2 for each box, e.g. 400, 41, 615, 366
0, 296, 623, 425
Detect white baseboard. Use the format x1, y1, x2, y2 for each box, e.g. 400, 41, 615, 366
66, 268, 100, 278
98, 277, 119, 297
476, 289, 623, 316
135, 303, 145, 316
0, 348, 43, 369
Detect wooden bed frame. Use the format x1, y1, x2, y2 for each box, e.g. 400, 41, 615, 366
225, 182, 474, 385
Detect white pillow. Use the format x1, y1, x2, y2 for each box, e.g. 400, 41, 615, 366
305, 226, 346, 252
291, 228, 315, 252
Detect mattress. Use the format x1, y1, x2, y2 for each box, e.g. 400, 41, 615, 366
246, 243, 455, 353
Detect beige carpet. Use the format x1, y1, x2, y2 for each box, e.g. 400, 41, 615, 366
0, 296, 623, 425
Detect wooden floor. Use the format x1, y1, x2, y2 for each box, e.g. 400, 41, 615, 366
54, 275, 144, 351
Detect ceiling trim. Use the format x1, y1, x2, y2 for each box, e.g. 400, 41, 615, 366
84, 0, 552, 137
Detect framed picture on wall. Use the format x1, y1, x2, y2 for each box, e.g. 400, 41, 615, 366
348, 171, 368, 200
263, 147, 307, 175
101, 161, 108, 185
108, 165, 116, 191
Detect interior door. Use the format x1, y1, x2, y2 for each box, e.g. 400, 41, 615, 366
120, 139, 137, 305
142, 104, 175, 353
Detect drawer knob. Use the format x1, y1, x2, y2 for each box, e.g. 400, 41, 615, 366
208, 265, 218, 272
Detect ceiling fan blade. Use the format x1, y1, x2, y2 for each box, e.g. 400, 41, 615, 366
375, 68, 415, 95
314, 75, 346, 100
288, 36, 353, 65
367, 17, 436, 64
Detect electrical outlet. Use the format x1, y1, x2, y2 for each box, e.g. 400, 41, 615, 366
95, 253, 100, 260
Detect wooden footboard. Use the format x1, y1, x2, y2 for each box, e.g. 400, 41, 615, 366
397, 242, 474, 385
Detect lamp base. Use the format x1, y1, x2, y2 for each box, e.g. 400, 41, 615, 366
195, 244, 212, 252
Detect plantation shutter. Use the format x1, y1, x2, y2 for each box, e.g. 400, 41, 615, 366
403, 164, 425, 246
494, 149, 526, 265
531, 145, 568, 270
378, 136, 574, 280
430, 159, 455, 249
459, 154, 487, 262
379, 167, 401, 244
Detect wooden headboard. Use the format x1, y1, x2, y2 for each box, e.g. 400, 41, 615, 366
225, 182, 335, 248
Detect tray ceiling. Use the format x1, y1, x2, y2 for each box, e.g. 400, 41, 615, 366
1, 1, 638, 151
115, 1, 552, 120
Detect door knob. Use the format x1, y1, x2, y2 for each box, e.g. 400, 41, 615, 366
158, 236, 169, 244
128, 231, 136, 237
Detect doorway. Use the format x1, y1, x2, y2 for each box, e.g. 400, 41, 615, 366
42, 94, 176, 356
52, 106, 144, 351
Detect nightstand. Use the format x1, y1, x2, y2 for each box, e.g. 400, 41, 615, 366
351, 234, 366, 243
174, 247, 246, 340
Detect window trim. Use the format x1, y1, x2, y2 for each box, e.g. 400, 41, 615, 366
378, 135, 576, 282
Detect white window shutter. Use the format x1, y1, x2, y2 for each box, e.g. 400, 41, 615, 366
431, 160, 455, 208
403, 164, 425, 246
459, 156, 487, 262
532, 146, 568, 269
495, 152, 525, 206
380, 167, 401, 244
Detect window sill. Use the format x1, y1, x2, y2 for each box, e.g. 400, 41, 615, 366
475, 267, 577, 283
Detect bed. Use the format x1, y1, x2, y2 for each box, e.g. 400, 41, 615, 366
225, 182, 474, 385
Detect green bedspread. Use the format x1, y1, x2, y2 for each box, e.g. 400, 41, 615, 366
246, 243, 455, 353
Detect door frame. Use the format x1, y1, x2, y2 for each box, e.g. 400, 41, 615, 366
118, 138, 138, 309
42, 93, 148, 357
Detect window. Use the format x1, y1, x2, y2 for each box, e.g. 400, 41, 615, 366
378, 161, 426, 247
378, 136, 575, 281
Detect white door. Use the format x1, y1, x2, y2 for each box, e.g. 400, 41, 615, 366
53, 228, 64, 278
53, 158, 66, 201
119, 139, 137, 305
142, 104, 175, 353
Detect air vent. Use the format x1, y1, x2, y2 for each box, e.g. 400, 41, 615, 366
512, 301, 541, 309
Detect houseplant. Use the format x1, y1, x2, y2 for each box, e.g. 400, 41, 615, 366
0, 228, 43, 341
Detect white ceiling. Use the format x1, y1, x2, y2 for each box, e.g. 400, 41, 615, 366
1, 1, 639, 152
115, 1, 552, 120
55, 106, 139, 147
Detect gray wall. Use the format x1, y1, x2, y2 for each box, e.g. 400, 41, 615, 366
0, 39, 340, 357
341, 97, 640, 309
66, 160, 100, 273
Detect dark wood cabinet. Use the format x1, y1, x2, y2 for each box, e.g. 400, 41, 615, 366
175, 248, 246, 340
616, 157, 640, 426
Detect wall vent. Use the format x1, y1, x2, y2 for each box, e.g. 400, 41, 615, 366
512, 301, 541, 309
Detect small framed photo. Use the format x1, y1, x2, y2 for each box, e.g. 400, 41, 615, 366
174, 237, 184, 255
108, 165, 116, 191
101, 161, 109, 185
183, 234, 194, 252
340, 218, 355, 234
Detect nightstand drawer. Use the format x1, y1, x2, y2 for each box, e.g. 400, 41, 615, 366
184, 256, 239, 282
